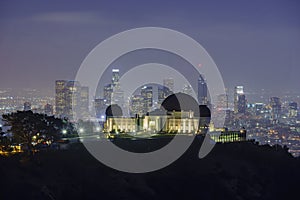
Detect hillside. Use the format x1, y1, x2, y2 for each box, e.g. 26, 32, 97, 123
0, 138, 299, 200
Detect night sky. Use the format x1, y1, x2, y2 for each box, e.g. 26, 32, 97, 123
0, 0, 299, 96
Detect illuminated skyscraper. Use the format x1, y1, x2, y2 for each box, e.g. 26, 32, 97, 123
112, 88, 124, 107
288, 102, 298, 118
182, 84, 193, 96
270, 97, 281, 124
55, 80, 89, 120
216, 94, 228, 110
130, 95, 145, 116
94, 98, 107, 119
237, 94, 246, 114
64, 81, 81, 120
104, 69, 122, 106
158, 85, 172, 105
55, 80, 67, 116
103, 84, 113, 105
163, 78, 174, 92
141, 85, 153, 113
112, 68, 120, 87
234, 86, 246, 114
80, 86, 89, 118
197, 74, 208, 105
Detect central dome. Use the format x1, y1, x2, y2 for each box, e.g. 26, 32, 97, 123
161, 92, 200, 117
161, 92, 211, 118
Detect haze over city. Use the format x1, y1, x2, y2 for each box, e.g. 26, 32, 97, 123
1, 1, 300, 199
0, 0, 300, 97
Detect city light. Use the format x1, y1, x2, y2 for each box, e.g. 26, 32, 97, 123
79, 128, 84, 133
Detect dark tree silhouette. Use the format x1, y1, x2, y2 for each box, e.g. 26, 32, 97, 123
2, 110, 71, 155
0, 126, 10, 151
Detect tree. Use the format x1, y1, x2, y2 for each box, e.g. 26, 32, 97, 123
2, 110, 70, 155
0, 126, 10, 151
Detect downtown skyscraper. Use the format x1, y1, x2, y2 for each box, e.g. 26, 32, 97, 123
234, 86, 246, 114
55, 80, 89, 120
141, 85, 153, 114
103, 69, 124, 107
270, 97, 281, 124
163, 78, 174, 93
197, 74, 208, 105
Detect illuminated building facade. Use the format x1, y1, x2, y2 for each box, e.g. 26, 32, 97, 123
106, 93, 211, 134
55, 80, 89, 120
163, 78, 174, 92
288, 102, 297, 119
130, 95, 144, 116
216, 93, 228, 110
55, 80, 67, 116
94, 98, 107, 119
80, 86, 89, 118
103, 84, 113, 105
105, 110, 200, 134
237, 94, 246, 114
234, 86, 246, 114
64, 81, 81, 120
209, 128, 247, 143
182, 84, 193, 96
158, 85, 172, 105
270, 97, 281, 124
141, 85, 153, 113
111, 68, 120, 87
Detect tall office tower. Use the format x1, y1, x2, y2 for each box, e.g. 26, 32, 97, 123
111, 89, 124, 106
80, 86, 89, 118
55, 80, 67, 116
94, 98, 107, 119
288, 102, 297, 118
163, 78, 174, 93
23, 102, 31, 111
216, 94, 228, 110
130, 95, 145, 116
103, 84, 113, 105
55, 80, 89, 120
158, 85, 171, 105
44, 103, 53, 116
182, 84, 193, 96
198, 74, 208, 105
237, 94, 246, 114
270, 97, 281, 123
234, 86, 245, 114
112, 69, 120, 87
64, 81, 82, 120
141, 85, 153, 113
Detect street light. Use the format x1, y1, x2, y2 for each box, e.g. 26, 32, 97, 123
62, 129, 67, 135
79, 128, 84, 133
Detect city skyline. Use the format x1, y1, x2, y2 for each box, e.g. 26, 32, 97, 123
1, 1, 300, 199
0, 0, 299, 95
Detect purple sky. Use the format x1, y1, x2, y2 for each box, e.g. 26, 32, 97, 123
0, 0, 299, 96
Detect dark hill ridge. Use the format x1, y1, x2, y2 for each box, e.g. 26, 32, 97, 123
0, 138, 299, 200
